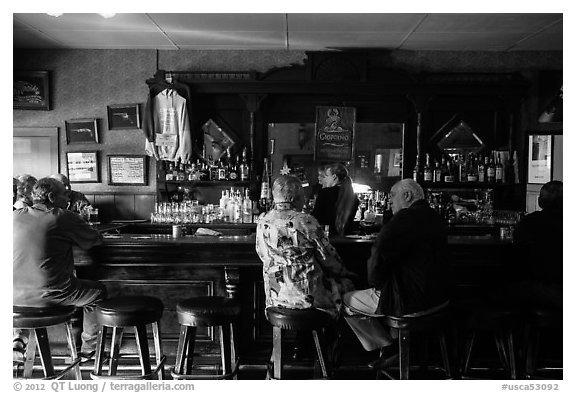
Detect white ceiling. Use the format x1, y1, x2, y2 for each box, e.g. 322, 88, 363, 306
13, 13, 563, 51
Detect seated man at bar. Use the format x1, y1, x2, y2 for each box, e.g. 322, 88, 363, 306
13, 174, 37, 209
13, 177, 106, 362
256, 175, 357, 359
507, 180, 562, 309
343, 179, 449, 369
49, 173, 92, 214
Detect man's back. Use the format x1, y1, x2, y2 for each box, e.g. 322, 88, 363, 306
367, 199, 449, 316
13, 205, 102, 306
515, 208, 562, 285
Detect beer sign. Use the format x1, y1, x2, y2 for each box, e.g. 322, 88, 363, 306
314, 106, 355, 162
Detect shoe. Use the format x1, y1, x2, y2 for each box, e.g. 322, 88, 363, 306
367, 353, 399, 370
78, 350, 95, 364
13, 338, 26, 364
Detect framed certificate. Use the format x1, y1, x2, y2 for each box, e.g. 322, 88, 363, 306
108, 155, 148, 186
66, 151, 100, 183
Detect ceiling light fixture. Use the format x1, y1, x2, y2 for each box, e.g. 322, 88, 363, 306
46, 13, 116, 19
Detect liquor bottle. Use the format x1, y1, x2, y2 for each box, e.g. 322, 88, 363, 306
199, 160, 210, 181
423, 154, 433, 182
477, 155, 486, 183
433, 159, 442, 183
177, 160, 186, 181
444, 158, 455, 183
412, 154, 421, 182
458, 154, 467, 183
495, 152, 504, 183
466, 153, 478, 182
240, 147, 250, 181
441, 157, 449, 183
218, 151, 228, 181
228, 153, 239, 181
243, 188, 253, 223
487, 153, 496, 183
259, 158, 272, 213
173, 159, 180, 181
165, 161, 175, 181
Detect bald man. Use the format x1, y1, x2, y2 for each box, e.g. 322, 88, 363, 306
49, 173, 91, 214
343, 179, 449, 369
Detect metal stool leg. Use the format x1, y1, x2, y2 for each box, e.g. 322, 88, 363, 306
272, 326, 283, 380
134, 325, 152, 378
152, 322, 164, 380
229, 322, 237, 380
64, 322, 82, 380
219, 324, 232, 378
439, 331, 452, 378
109, 327, 124, 376
312, 330, 330, 379
184, 327, 197, 375
462, 332, 476, 376
35, 328, 55, 378
23, 329, 38, 379
398, 329, 410, 380
93, 326, 108, 377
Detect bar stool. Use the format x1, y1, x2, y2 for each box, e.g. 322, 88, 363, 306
458, 302, 522, 379
172, 296, 240, 380
13, 305, 82, 380
524, 307, 562, 379
265, 307, 334, 380
378, 304, 452, 380
90, 296, 165, 380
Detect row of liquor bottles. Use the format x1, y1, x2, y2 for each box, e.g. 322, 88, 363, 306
151, 187, 256, 224
162, 147, 251, 182
412, 151, 514, 184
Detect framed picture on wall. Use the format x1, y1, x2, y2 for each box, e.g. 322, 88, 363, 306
13, 70, 51, 110
65, 118, 99, 144
107, 103, 141, 130
66, 151, 100, 183
527, 134, 553, 184
108, 155, 148, 186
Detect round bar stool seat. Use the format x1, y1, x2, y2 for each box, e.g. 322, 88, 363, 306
96, 296, 164, 327
172, 296, 240, 380
379, 304, 452, 380
91, 296, 165, 380
177, 296, 240, 326
13, 305, 82, 380
265, 307, 334, 380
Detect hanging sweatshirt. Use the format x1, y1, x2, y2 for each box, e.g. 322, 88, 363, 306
143, 88, 192, 163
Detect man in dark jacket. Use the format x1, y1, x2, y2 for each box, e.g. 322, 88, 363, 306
343, 179, 449, 366
507, 180, 562, 309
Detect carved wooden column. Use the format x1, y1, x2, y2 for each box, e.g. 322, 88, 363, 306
224, 267, 240, 299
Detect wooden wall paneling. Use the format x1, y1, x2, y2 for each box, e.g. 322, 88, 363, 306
135, 194, 156, 220
94, 194, 115, 223
113, 194, 135, 220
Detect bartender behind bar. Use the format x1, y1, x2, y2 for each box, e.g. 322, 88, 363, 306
312, 162, 359, 236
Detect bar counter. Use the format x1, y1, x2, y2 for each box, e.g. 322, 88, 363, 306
73, 223, 515, 369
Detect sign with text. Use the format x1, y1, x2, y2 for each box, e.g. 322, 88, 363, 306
314, 106, 355, 162
108, 155, 148, 186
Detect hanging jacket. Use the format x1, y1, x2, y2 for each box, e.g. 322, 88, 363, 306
142, 72, 194, 163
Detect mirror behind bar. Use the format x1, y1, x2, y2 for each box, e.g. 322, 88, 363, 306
268, 122, 404, 194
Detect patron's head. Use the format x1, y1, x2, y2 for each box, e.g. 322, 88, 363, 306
538, 180, 562, 211
272, 175, 305, 211
318, 162, 349, 188
16, 174, 37, 202
32, 177, 70, 209
389, 179, 425, 215
49, 173, 72, 195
